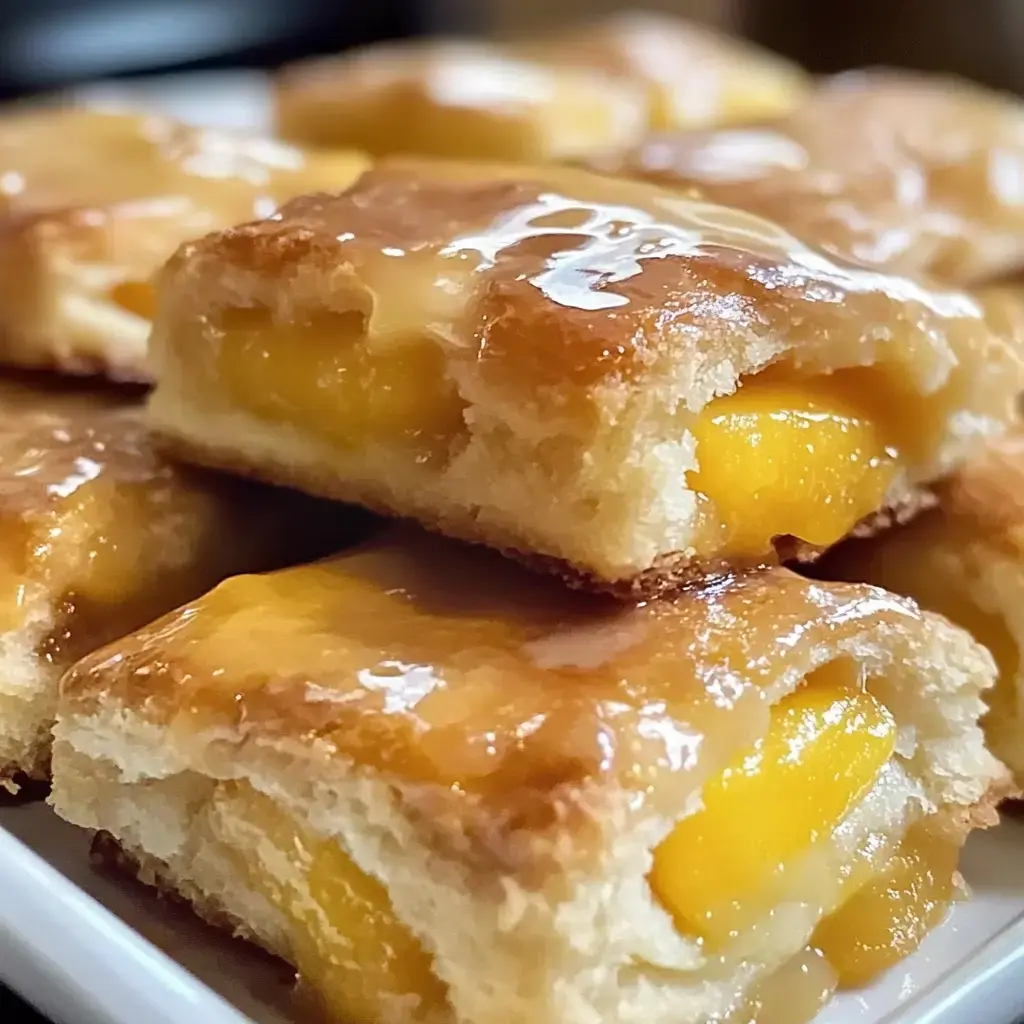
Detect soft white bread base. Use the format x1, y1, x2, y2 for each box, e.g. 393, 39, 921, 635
51, 609, 1007, 1024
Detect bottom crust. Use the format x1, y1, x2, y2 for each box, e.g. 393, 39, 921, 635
153, 427, 931, 600
90, 831, 281, 955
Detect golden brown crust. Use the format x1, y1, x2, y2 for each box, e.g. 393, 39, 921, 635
149, 158, 1022, 585
0, 108, 370, 380
59, 521, 997, 867
593, 68, 1024, 285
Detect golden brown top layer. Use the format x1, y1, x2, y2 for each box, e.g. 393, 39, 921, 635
594, 70, 1024, 285
159, 159, 998, 398
62, 529, 935, 830
0, 108, 368, 227
274, 39, 646, 160
515, 11, 809, 130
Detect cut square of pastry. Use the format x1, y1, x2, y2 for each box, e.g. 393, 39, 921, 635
818, 432, 1024, 789
590, 69, 1024, 286
273, 39, 649, 162
512, 11, 810, 132
147, 160, 1024, 593
51, 530, 1009, 1024
0, 376, 347, 784
0, 107, 368, 381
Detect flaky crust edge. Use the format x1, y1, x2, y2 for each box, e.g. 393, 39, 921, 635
152, 427, 933, 599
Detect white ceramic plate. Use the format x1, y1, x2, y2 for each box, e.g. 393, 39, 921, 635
2, 799, 1024, 1024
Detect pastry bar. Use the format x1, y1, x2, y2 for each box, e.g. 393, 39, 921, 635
590, 69, 1024, 286
146, 160, 1024, 593
818, 433, 1024, 787
274, 39, 648, 161
0, 108, 368, 380
50, 531, 1008, 1024
513, 10, 810, 132
274, 14, 808, 159
0, 376, 345, 782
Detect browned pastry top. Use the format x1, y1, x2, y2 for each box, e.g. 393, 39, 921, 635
593, 69, 1024, 285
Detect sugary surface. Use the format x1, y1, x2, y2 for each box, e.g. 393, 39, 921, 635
597, 70, 1024, 283
63, 531, 930, 828
168, 159, 994, 406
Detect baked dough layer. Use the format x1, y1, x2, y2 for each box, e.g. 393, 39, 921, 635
0, 376, 349, 783
0, 108, 368, 380
592, 69, 1024, 286
274, 14, 808, 158
275, 39, 648, 161
51, 534, 1008, 1024
819, 433, 1024, 785
513, 11, 810, 132
147, 160, 1024, 591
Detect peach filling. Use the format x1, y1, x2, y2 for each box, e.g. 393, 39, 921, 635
689, 372, 903, 558
228, 660, 955, 1022
213, 310, 465, 461
651, 660, 897, 947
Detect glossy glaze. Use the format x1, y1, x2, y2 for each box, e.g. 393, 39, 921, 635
187, 159, 989, 399
0, 378, 329, 669
596, 69, 1024, 284
64, 530, 931, 831
0, 108, 364, 221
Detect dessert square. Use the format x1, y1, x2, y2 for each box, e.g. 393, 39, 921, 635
147, 161, 1023, 592
51, 531, 1008, 1024
0, 376, 347, 781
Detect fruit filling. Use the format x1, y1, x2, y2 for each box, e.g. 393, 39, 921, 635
109, 280, 156, 320
223, 658, 957, 1024
650, 659, 897, 947
213, 309, 465, 460
230, 783, 447, 1024
689, 372, 903, 558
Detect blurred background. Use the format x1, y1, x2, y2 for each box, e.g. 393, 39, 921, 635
0, 0, 1022, 102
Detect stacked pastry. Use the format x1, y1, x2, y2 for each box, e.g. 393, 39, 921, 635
43, 103, 1024, 1024
589, 65, 1024, 796
0, 108, 369, 783
0, 14, 1014, 1024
